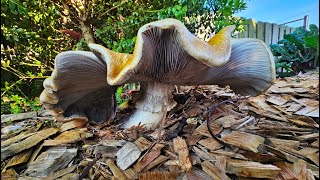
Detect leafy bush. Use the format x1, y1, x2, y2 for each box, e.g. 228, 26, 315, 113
270, 24, 319, 77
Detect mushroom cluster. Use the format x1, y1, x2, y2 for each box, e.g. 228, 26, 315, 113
40, 18, 275, 129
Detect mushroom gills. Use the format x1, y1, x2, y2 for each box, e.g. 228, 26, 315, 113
198, 38, 275, 96
40, 51, 116, 123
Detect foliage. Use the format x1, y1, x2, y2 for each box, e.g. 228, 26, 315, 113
185, 0, 247, 40
270, 24, 319, 77
116, 86, 124, 105
1, 0, 248, 113
1, 0, 75, 113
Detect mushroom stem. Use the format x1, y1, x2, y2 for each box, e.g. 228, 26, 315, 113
121, 82, 176, 129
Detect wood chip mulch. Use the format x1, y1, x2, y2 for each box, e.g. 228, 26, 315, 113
1, 70, 319, 180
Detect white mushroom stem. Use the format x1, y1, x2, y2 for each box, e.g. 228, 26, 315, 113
121, 82, 177, 129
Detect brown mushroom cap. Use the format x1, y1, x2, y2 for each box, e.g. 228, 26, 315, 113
89, 18, 275, 96
40, 51, 116, 123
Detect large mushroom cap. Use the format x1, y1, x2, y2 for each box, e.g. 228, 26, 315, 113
90, 18, 275, 96
40, 51, 116, 123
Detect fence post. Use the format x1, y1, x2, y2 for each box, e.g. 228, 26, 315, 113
303, 15, 309, 30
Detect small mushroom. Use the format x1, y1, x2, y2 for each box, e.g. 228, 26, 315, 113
89, 18, 276, 129
40, 51, 116, 123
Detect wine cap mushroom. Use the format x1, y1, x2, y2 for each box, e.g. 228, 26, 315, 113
89, 18, 276, 129
40, 51, 116, 123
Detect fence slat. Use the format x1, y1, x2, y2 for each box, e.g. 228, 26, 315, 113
279, 25, 285, 41
248, 19, 256, 38
284, 26, 291, 35
257, 21, 264, 41
236, 18, 294, 46
290, 27, 295, 34
264, 22, 272, 46
271, 24, 279, 45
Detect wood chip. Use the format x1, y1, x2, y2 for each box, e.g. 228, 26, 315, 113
265, 145, 318, 171
311, 139, 319, 148
306, 107, 319, 118
25, 147, 77, 177
270, 87, 295, 94
1, 128, 58, 159
1, 110, 47, 123
248, 106, 288, 122
107, 159, 128, 180
211, 149, 248, 160
46, 165, 77, 180
222, 131, 265, 153
214, 115, 238, 128
242, 151, 282, 163
94, 145, 118, 158
59, 119, 88, 132
295, 106, 319, 117
5, 148, 33, 169
185, 168, 212, 180
192, 146, 216, 161
186, 134, 202, 146
266, 96, 288, 106
1, 169, 19, 180
1, 132, 35, 147
201, 160, 231, 180
298, 147, 319, 166
292, 87, 309, 93
215, 156, 227, 173
173, 137, 192, 172
139, 171, 178, 180
249, 96, 280, 114
296, 133, 319, 141
134, 137, 152, 152
267, 138, 300, 150
198, 137, 223, 151
186, 107, 202, 117
123, 168, 138, 180
43, 128, 92, 146
226, 159, 281, 178
286, 103, 303, 112
143, 155, 169, 172
100, 140, 127, 147
273, 161, 298, 180
134, 144, 164, 172
194, 121, 222, 137
116, 142, 141, 170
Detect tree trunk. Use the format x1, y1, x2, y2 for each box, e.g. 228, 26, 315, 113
79, 20, 95, 44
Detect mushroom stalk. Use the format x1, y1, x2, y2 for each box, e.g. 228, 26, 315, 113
121, 82, 176, 129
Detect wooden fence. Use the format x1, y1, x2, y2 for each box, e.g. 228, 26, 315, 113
234, 19, 296, 46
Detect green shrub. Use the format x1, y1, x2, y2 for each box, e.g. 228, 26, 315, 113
270, 24, 319, 77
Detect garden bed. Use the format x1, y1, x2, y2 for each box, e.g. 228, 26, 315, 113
1, 69, 319, 180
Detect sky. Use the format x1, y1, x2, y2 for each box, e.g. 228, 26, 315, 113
235, 0, 319, 28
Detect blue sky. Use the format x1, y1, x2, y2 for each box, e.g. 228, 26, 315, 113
235, 0, 319, 28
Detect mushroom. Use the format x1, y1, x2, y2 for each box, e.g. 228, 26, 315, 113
40, 51, 116, 123
89, 18, 276, 129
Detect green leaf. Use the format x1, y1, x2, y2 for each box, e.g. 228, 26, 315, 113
305, 35, 318, 48
284, 34, 304, 51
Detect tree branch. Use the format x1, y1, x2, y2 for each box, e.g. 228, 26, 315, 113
96, 0, 128, 20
